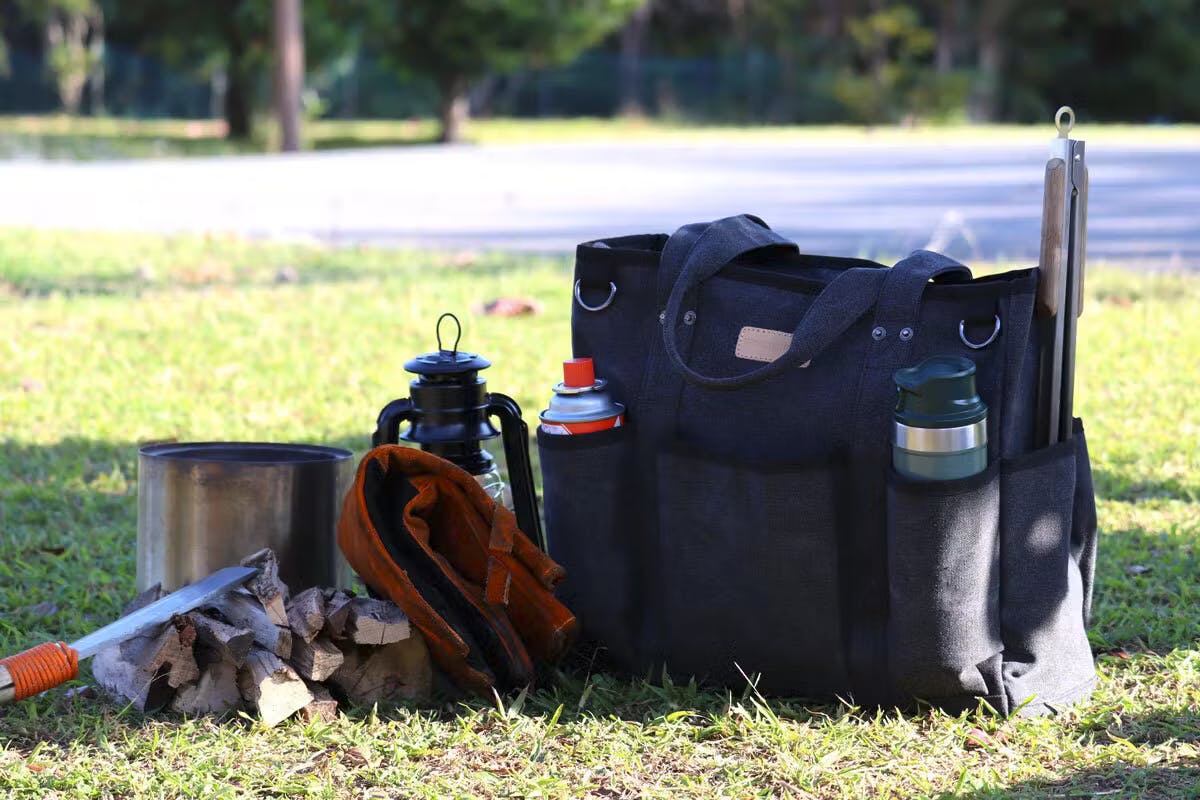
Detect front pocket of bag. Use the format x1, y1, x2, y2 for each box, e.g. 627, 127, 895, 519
999, 437, 1096, 714
887, 464, 1004, 704
653, 448, 850, 694
537, 426, 640, 666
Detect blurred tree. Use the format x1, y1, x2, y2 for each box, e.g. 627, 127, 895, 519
113, 0, 351, 140
0, 12, 8, 77
361, 0, 640, 142
833, 3, 932, 123
15, 0, 104, 114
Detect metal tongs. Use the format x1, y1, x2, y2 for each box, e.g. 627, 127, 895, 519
1035, 106, 1089, 447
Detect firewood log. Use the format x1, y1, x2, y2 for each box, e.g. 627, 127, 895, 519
236, 646, 313, 728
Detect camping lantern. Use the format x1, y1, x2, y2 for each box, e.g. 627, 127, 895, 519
372, 313, 545, 551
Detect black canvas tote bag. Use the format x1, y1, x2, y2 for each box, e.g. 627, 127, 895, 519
538, 214, 1098, 716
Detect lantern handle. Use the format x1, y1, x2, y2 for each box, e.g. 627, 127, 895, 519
436, 312, 462, 357
486, 392, 546, 552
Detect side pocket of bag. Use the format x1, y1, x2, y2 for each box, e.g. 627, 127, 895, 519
887, 464, 1005, 708
1000, 437, 1096, 715
537, 426, 640, 667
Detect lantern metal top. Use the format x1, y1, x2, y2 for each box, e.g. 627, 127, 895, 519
404, 312, 491, 376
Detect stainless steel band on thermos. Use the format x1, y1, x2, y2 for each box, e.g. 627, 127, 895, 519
893, 419, 987, 454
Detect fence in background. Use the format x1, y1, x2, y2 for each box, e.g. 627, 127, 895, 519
0, 46, 849, 124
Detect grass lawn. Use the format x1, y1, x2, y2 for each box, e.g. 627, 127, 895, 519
2, 114, 1199, 160
0, 229, 1198, 798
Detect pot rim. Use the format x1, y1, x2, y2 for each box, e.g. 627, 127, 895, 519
138, 441, 353, 464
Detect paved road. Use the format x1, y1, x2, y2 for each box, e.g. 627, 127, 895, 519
1, 139, 1197, 268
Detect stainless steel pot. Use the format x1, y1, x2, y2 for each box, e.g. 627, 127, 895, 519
137, 442, 354, 593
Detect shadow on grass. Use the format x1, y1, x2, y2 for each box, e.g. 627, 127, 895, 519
0, 131, 444, 161
948, 764, 1200, 799
1, 249, 558, 299
311, 135, 441, 151
1093, 466, 1200, 505
1, 265, 389, 299
0, 132, 253, 160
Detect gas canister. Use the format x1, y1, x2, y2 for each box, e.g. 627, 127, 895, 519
539, 358, 625, 435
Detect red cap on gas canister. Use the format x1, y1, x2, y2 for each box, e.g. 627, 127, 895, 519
563, 358, 596, 388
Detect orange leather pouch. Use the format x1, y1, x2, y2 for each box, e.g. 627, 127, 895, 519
338, 445, 577, 696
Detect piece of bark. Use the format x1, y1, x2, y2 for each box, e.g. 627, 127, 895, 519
289, 635, 343, 682
322, 589, 354, 639
121, 583, 163, 616
286, 587, 325, 643
236, 647, 314, 728
298, 681, 339, 724
329, 633, 432, 705
240, 548, 289, 626
187, 612, 254, 668
346, 597, 411, 646
118, 615, 200, 689
170, 660, 242, 716
209, 591, 292, 659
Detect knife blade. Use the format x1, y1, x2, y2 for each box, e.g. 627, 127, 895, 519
0, 565, 257, 704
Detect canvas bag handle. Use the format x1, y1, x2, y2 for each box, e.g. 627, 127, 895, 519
660, 215, 971, 390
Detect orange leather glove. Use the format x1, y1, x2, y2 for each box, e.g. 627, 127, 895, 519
338, 446, 577, 695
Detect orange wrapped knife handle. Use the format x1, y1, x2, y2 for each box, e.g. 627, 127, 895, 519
0, 641, 79, 703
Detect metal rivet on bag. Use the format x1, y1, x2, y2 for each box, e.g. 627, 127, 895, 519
899, 327, 914, 341
658, 311, 666, 324
683, 310, 697, 325
871, 326, 887, 341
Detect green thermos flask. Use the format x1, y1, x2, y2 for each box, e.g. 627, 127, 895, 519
892, 355, 988, 481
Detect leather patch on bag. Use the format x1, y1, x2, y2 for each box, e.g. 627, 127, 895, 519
735, 326, 811, 368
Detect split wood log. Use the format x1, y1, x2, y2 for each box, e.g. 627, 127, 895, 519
329, 633, 431, 705
237, 647, 314, 728
298, 681, 339, 724
94, 615, 199, 713
170, 661, 242, 716
289, 635, 343, 682
92, 643, 175, 713
322, 589, 354, 639
118, 615, 200, 689
346, 597, 411, 646
187, 612, 254, 668
285, 587, 325, 643
208, 591, 292, 660
240, 548, 289, 626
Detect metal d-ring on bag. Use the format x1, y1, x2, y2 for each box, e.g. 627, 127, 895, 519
541, 213, 1098, 717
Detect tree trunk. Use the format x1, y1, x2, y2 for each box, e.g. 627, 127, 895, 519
273, 0, 305, 152
437, 77, 469, 144
618, 3, 651, 116
86, 5, 105, 115
935, 0, 959, 74
973, 0, 1011, 121
225, 67, 254, 140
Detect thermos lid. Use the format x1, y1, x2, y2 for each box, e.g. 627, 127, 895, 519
404, 313, 491, 377
894, 355, 987, 429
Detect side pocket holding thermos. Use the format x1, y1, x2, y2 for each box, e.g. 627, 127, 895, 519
886, 464, 1006, 707
537, 426, 640, 668
998, 432, 1096, 715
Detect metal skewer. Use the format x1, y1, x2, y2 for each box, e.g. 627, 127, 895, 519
1035, 106, 1088, 447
